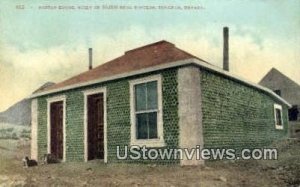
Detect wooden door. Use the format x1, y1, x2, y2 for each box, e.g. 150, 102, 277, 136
50, 101, 64, 160
87, 93, 104, 160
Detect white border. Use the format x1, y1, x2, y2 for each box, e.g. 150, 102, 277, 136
274, 104, 284, 130
30, 58, 291, 108
83, 87, 107, 163
47, 95, 66, 162
129, 75, 165, 147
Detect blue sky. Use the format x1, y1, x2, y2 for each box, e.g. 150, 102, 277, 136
1, 0, 299, 50
0, 0, 299, 111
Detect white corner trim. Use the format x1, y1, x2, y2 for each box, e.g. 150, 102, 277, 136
129, 74, 165, 147
31, 99, 38, 160
178, 67, 204, 165
83, 87, 107, 163
46, 95, 66, 162
274, 104, 284, 130
30, 58, 291, 108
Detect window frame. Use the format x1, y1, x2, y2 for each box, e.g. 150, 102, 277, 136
129, 74, 165, 147
274, 104, 284, 130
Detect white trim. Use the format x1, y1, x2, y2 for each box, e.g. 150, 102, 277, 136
83, 87, 107, 163
274, 104, 284, 130
178, 66, 204, 165
47, 95, 66, 162
129, 75, 165, 147
31, 99, 38, 160
30, 58, 291, 108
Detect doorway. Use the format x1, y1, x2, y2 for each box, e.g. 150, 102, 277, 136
50, 101, 64, 160
87, 93, 104, 160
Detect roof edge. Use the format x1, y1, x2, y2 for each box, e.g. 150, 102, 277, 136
192, 59, 291, 108
259, 67, 300, 88
125, 40, 174, 54
29, 58, 291, 107
29, 58, 194, 98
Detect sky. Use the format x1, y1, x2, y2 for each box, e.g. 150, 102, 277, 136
0, 0, 299, 111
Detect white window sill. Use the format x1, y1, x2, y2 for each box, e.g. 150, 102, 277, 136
130, 139, 165, 147
275, 125, 284, 130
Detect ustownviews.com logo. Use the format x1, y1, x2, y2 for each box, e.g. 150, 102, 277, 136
116, 146, 278, 160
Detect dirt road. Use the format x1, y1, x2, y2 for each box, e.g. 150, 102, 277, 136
0, 139, 299, 186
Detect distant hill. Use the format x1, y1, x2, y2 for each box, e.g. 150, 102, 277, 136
0, 82, 55, 126
0, 99, 31, 126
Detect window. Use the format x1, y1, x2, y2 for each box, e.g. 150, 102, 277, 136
288, 105, 299, 121
130, 75, 164, 147
135, 81, 158, 139
274, 104, 283, 130
273, 90, 281, 96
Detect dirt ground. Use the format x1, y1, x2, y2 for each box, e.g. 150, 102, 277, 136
0, 139, 299, 187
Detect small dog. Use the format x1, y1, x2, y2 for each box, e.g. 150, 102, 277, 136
43, 154, 59, 164
22, 157, 38, 168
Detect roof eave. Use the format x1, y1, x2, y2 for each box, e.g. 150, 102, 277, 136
192, 59, 292, 108
29, 58, 196, 99
29, 58, 292, 108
